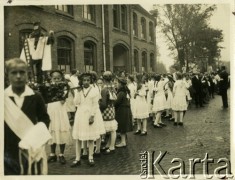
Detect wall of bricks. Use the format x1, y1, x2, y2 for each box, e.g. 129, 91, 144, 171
4, 5, 156, 74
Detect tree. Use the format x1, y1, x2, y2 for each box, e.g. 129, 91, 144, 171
151, 4, 223, 72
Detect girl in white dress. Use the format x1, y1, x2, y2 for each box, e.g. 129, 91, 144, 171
127, 75, 137, 125
47, 70, 72, 165
90, 71, 106, 156
152, 75, 167, 128
133, 74, 149, 135
71, 73, 101, 167
147, 74, 155, 120
164, 75, 174, 119
172, 72, 188, 126
64, 74, 76, 124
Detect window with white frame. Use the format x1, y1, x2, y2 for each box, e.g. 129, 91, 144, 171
57, 37, 74, 73
141, 17, 146, 39
55, 5, 73, 15
84, 41, 96, 72
83, 5, 95, 22
133, 12, 138, 37
113, 5, 119, 28
121, 5, 127, 31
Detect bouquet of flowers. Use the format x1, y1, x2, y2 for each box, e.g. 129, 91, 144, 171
39, 82, 69, 104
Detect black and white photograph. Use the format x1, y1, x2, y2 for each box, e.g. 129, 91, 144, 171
2, 0, 235, 178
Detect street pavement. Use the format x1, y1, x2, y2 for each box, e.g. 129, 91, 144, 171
47, 91, 230, 175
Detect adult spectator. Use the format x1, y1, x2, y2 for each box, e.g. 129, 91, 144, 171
219, 66, 229, 108
191, 72, 203, 107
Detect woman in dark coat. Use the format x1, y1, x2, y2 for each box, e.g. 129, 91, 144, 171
114, 77, 133, 148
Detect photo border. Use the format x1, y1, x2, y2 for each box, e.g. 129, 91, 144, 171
1, 0, 234, 179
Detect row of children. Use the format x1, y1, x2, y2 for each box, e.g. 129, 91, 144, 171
38, 70, 133, 167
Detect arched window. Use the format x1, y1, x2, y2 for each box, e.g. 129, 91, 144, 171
121, 5, 127, 31
149, 21, 154, 42
142, 51, 147, 72
113, 5, 119, 28
134, 49, 139, 72
150, 53, 155, 72
57, 37, 74, 73
84, 41, 96, 71
133, 12, 138, 36
83, 5, 95, 22
141, 17, 146, 39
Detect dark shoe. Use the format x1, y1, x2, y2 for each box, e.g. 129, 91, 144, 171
88, 159, 95, 167
59, 155, 66, 164
100, 147, 108, 153
103, 148, 115, 155
159, 123, 166, 127
153, 124, 162, 128
48, 155, 57, 163
140, 131, 147, 136
178, 122, 184, 126
81, 154, 88, 160
70, 160, 81, 168
174, 122, 178, 126
93, 152, 101, 158
169, 118, 175, 121
134, 130, 141, 135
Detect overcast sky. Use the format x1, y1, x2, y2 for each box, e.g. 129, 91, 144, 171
141, 3, 231, 70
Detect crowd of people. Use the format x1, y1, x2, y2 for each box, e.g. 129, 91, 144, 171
4, 58, 229, 175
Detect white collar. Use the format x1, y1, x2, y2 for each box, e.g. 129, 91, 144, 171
5, 85, 35, 97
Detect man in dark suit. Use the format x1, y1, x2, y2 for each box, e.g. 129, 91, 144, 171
4, 58, 50, 175
219, 66, 229, 108
191, 72, 204, 107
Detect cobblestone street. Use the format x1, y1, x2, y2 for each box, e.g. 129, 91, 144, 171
47, 91, 230, 175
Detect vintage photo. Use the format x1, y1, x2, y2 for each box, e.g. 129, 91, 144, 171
3, 1, 233, 178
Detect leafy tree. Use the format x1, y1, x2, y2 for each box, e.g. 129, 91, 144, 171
151, 4, 223, 72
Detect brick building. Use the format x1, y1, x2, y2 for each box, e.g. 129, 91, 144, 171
4, 5, 157, 74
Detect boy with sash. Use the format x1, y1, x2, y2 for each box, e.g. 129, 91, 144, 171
4, 58, 50, 175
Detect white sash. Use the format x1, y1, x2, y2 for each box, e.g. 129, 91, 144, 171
4, 95, 34, 139
4, 95, 51, 175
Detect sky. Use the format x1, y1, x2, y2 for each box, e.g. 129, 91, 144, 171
140, 3, 232, 71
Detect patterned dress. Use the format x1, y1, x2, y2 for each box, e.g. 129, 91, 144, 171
99, 85, 118, 132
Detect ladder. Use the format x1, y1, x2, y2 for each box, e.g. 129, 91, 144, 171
23, 39, 35, 82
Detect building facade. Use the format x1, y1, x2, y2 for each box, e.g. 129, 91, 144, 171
4, 5, 157, 74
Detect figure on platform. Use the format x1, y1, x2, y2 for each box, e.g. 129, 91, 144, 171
20, 21, 54, 84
